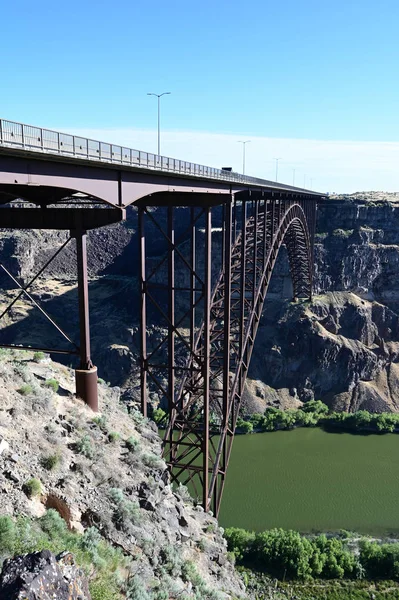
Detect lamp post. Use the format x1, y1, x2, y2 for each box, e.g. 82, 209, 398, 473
238, 140, 251, 175
147, 92, 171, 156
274, 158, 281, 182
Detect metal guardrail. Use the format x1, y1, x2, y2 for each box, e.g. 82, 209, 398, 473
0, 118, 317, 193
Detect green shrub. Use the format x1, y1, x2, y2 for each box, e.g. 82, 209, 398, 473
158, 544, 182, 577
142, 453, 164, 470
39, 508, 68, 539
108, 431, 121, 443
181, 560, 203, 586
44, 378, 59, 393
236, 417, 254, 433
225, 527, 358, 580
41, 453, 61, 471
23, 478, 41, 498
177, 482, 192, 503
93, 414, 108, 432
109, 488, 141, 530
0, 516, 15, 552
18, 384, 33, 395
126, 577, 152, 600
0, 511, 127, 599
126, 436, 140, 452
33, 351, 45, 362
152, 407, 166, 425
225, 527, 256, 561
76, 435, 95, 459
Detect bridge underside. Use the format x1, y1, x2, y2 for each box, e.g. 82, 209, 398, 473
138, 191, 317, 515
0, 174, 317, 515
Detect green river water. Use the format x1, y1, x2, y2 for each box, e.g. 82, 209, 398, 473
218, 428, 399, 536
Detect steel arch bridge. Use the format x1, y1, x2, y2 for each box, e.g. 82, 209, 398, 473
138, 193, 316, 515
0, 119, 319, 516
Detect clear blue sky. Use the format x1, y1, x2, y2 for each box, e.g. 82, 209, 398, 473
2, 0, 399, 142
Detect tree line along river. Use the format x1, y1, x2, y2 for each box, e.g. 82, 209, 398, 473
219, 428, 399, 537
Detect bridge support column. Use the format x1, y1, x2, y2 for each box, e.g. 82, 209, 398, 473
73, 228, 98, 412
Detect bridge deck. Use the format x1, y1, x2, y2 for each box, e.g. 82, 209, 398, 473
0, 118, 323, 197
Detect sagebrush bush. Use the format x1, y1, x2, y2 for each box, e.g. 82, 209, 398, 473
126, 577, 152, 600
108, 431, 120, 443
126, 436, 140, 452
177, 482, 192, 503
23, 478, 41, 498
33, 351, 45, 362
41, 453, 61, 471
109, 488, 141, 531
0, 516, 15, 552
18, 384, 33, 395
76, 435, 95, 459
142, 453, 164, 470
44, 378, 59, 393
158, 544, 182, 577
93, 414, 108, 432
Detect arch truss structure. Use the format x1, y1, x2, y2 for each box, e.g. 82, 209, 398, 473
139, 192, 317, 516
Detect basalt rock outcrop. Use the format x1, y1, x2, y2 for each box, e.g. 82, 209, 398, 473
243, 193, 399, 412
0, 351, 246, 598
245, 291, 399, 412
0, 550, 91, 600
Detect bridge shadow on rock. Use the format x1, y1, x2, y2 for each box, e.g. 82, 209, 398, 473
0, 275, 140, 387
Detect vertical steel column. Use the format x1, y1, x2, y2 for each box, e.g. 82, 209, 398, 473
74, 228, 98, 412
236, 200, 247, 416
168, 207, 176, 455
203, 206, 212, 511
217, 195, 232, 514
262, 197, 268, 267
138, 207, 147, 417
271, 198, 275, 242
252, 199, 258, 305
233, 196, 237, 242
190, 207, 196, 356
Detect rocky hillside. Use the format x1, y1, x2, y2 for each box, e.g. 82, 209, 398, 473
244, 291, 399, 413
244, 192, 399, 412
0, 348, 246, 599
1, 193, 399, 413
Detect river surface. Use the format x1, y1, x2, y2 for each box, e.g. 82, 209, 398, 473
218, 428, 399, 536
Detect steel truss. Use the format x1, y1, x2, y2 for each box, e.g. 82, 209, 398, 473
139, 193, 317, 515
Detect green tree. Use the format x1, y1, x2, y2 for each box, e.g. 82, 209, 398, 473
302, 400, 329, 415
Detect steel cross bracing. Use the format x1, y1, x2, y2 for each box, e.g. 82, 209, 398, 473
139, 193, 316, 516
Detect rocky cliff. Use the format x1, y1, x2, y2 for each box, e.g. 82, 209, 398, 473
0, 349, 246, 599
243, 192, 399, 413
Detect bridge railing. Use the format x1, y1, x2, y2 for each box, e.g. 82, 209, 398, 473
0, 118, 311, 193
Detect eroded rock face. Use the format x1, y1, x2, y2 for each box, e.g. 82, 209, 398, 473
0, 550, 91, 600
247, 292, 399, 412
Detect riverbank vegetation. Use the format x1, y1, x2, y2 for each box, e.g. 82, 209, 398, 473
236, 400, 399, 434
225, 526, 399, 583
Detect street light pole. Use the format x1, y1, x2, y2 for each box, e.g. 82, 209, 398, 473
238, 140, 251, 175
274, 158, 281, 182
147, 91, 171, 156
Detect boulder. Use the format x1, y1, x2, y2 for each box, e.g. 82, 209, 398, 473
0, 550, 91, 600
